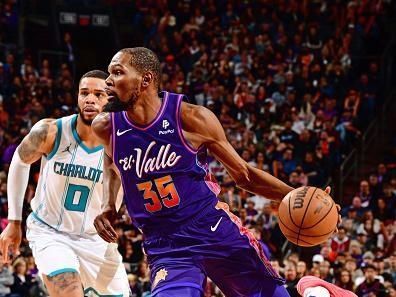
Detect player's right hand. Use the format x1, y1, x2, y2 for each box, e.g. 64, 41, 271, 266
94, 208, 118, 243
0, 221, 22, 263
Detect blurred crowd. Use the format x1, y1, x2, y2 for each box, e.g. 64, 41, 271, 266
0, 0, 395, 296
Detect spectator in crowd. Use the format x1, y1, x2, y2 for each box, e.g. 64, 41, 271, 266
284, 261, 299, 297
345, 257, 358, 279
10, 257, 33, 297
358, 180, 373, 208
356, 264, 387, 297
296, 261, 307, 279
128, 273, 141, 297
270, 260, 281, 278
350, 196, 367, 217
256, 202, 277, 235
331, 226, 351, 254
336, 269, 355, 292
312, 254, 324, 269
369, 172, 383, 200
320, 260, 334, 283
374, 197, 393, 222
245, 200, 258, 225
136, 261, 151, 296
0, 262, 13, 297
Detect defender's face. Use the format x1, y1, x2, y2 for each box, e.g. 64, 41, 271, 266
106, 52, 142, 106
78, 77, 108, 124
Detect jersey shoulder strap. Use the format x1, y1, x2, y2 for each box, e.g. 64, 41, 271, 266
46, 114, 76, 160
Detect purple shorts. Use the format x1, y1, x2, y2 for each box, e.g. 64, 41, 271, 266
143, 203, 289, 297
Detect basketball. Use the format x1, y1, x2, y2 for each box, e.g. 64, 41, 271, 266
278, 187, 339, 247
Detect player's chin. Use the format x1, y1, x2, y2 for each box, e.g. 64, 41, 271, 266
82, 112, 99, 124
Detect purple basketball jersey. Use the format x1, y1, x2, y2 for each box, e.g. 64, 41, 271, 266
111, 92, 286, 296
111, 91, 219, 235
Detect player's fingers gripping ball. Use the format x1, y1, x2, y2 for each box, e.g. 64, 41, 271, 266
278, 186, 339, 247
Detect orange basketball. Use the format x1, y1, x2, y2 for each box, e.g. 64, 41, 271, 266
278, 186, 338, 247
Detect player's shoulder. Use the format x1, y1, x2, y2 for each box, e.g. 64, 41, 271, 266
91, 112, 111, 143
179, 102, 226, 143
26, 118, 59, 152
92, 112, 110, 130
180, 102, 216, 125
30, 118, 58, 138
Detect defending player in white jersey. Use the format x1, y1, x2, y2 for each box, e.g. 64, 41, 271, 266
0, 70, 130, 297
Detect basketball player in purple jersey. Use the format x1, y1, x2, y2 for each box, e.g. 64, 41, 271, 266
92, 47, 334, 297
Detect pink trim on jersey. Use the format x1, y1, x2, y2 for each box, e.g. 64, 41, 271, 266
204, 173, 221, 196
176, 94, 199, 154
111, 112, 116, 162
217, 202, 280, 279
122, 91, 169, 131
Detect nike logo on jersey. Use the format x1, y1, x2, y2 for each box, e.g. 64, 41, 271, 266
116, 128, 133, 136
118, 141, 181, 178
211, 217, 223, 232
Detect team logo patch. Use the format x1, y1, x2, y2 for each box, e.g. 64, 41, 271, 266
152, 268, 168, 289
162, 119, 169, 129
159, 119, 174, 135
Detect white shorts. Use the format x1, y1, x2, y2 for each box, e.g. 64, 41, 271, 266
26, 214, 130, 296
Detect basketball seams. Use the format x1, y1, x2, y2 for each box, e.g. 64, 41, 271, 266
278, 218, 315, 245
300, 201, 335, 230
278, 214, 299, 234
296, 188, 317, 245
278, 215, 335, 238
287, 192, 301, 228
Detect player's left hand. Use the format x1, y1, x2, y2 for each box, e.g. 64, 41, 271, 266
0, 221, 22, 263
324, 186, 342, 233
94, 208, 118, 243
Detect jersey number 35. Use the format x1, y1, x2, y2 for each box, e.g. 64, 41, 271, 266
137, 175, 180, 213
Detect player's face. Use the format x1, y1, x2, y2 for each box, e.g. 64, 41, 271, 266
104, 52, 141, 112
78, 77, 108, 125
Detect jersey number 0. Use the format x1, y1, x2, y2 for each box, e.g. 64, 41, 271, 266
64, 183, 90, 212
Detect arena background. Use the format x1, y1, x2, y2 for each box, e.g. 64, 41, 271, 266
0, 0, 396, 296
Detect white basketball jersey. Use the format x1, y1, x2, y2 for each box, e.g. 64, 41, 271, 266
31, 115, 104, 235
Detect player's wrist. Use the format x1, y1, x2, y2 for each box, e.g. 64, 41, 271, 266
8, 220, 22, 225
103, 205, 117, 214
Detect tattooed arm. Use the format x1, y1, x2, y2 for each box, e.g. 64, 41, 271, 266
0, 119, 57, 263
17, 118, 57, 163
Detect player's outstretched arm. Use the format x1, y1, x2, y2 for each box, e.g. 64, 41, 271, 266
181, 103, 293, 202
0, 119, 57, 263
91, 112, 119, 243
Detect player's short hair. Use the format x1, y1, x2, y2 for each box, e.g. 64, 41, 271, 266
119, 47, 161, 90
79, 70, 108, 86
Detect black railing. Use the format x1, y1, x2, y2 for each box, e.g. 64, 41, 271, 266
336, 91, 396, 203
335, 14, 396, 204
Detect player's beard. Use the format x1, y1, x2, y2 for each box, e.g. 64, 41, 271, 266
78, 106, 95, 126
103, 93, 137, 112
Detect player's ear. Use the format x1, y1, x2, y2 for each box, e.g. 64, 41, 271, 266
142, 72, 153, 88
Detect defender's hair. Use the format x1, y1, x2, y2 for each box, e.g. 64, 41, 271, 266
79, 70, 108, 86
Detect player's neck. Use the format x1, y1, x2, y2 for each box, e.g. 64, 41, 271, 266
126, 89, 162, 126
76, 115, 100, 148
